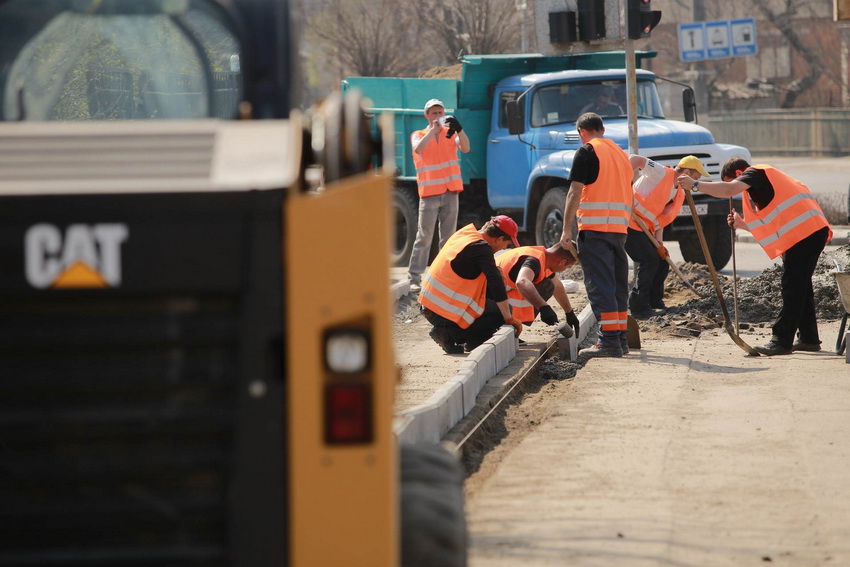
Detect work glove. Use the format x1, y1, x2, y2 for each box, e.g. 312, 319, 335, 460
565, 310, 580, 339
444, 116, 462, 138
656, 244, 669, 260
505, 316, 523, 339
539, 305, 559, 326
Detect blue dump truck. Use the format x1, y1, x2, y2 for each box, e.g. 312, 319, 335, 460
344, 51, 751, 270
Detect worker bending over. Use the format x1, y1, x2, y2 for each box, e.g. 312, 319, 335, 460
496, 244, 581, 337
419, 215, 524, 354
626, 154, 709, 319
677, 158, 832, 356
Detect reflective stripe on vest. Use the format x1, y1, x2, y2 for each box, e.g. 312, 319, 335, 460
742, 166, 833, 259
629, 167, 682, 232
413, 127, 464, 197
578, 138, 633, 233
496, 246, 549, 323
418, 224, 488, 328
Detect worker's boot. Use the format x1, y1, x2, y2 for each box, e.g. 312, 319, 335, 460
429, 326, 464, 355
578, 342, 623, 359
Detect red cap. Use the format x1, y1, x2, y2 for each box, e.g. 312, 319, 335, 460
491, 215, 519, 247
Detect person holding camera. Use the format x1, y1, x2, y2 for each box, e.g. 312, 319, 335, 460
407, 98, 471, 293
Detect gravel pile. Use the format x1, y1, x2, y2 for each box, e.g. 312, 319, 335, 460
669, 244, 850, 324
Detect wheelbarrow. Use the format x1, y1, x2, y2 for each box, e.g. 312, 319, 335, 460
833, 271, 850, 355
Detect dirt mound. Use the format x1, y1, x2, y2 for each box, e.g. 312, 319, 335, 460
639, 244, 850, 338
419, 64, 462, 79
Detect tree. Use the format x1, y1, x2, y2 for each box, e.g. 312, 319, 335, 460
307, 0, 427, 79
413, 0, 522, 61
749, 0, 843, 107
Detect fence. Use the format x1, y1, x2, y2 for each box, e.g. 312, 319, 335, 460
707, 109, 850, 157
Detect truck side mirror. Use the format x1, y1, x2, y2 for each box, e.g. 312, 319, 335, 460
682, 87, 697, 123
506, 100, 525, 135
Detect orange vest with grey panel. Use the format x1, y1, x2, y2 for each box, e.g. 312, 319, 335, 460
496, 246, 552, 324
577, 138, 633, 233
742, 165, 832, 259
418, 224, 487, 328
412, 127, 464, 198
629, 166, 684, 232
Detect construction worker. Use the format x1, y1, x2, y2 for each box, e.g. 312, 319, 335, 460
559, 113, 633, 358
407, 98, 470, 294
419, 215, 524, 354
677, 158, 832, 356
496, 244, 581, 337
626, 154, 709, 319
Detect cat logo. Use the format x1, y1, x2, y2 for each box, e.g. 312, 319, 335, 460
25, 223, 129, 289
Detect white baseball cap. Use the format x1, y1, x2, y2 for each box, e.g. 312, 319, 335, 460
423, 98, 445, 112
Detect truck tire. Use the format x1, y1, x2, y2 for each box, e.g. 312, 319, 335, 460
535, 187, 567, 248
401, 443, 467, 567
678, 216, 732, 270
393, 186, 419, 267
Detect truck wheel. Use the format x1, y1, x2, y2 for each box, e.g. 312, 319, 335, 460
401, 443, 467, 567
679, 216, 733, 270
535, 187, 567, 248
393, 187, 419, 267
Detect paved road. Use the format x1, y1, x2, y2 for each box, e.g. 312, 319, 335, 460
750, 155, 850, 200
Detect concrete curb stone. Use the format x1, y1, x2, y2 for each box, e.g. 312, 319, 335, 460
394, 303, 595, 444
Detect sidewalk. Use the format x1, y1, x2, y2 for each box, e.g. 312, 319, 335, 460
737, 225, 850, 245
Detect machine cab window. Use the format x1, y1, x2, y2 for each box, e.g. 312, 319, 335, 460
0, 0, 242, 121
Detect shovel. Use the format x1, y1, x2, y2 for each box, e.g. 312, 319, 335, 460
730, 198, 740, 331
684, 189, 760, 356
632, 214, 704, 298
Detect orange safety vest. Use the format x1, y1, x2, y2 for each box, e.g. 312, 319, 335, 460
496, 246, 552, 324
629, 166, 683, 232
577, 138, 633, 233
742, 165, 833, 259
412, 127, 464, 198
418, 224, 488, 328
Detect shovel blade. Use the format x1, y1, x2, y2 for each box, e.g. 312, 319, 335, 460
627, 315, 641, 349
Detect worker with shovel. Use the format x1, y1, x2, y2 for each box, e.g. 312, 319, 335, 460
626, 155, 710, 319
678, 158, 832, 356
496, 244, 581, 337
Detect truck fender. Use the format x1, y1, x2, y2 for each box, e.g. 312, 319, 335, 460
524, 151, 574, 235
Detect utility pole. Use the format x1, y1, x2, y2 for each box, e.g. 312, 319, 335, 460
691, 0, 709, 114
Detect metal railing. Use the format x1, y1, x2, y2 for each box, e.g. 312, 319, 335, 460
707, 108, 850, 157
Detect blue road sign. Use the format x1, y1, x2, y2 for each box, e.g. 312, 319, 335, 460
679, 18, 758, 62
678, 22, 706, 62
731, 18, 758, 56
705, 21, 731, 59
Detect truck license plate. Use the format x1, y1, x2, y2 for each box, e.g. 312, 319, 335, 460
678, 204, 707, 216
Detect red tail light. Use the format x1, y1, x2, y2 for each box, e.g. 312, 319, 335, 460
324, 383, 372, 444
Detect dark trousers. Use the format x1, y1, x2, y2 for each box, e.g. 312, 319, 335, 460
578, 230, 629, 347
625, 228, 669, 311
422, 299, 505, 349
772, 226, 829, 348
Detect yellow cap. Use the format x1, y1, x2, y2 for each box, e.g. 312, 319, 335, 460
676, 155, 710, 177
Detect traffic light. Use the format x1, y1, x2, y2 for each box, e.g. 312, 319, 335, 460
628, 0, 662, 39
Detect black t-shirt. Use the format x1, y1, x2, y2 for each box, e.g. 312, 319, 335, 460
450, 240, 508, 302
737, 168, 774, 210
507, 255, 543, 284
568, 143, 600, 185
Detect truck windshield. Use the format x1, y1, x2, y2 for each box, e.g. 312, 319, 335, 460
0, 0, 242, 122
529, 80, 664, 127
